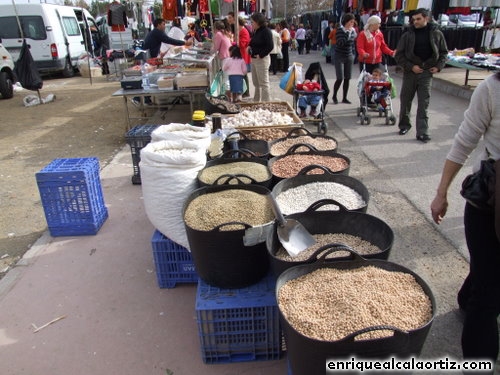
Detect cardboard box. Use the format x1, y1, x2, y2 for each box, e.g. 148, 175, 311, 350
79, 64, 102, 78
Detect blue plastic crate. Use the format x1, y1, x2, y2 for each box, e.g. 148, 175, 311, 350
35, 158, 108, 236
195, 274, 282, 364
151, 230, 197, 288
125, 124, 159, 185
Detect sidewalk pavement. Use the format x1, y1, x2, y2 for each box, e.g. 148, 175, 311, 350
0, 50, 498, 375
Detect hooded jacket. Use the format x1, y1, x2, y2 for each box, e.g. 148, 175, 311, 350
356, 29, 394, 64
394, 22, 448, 72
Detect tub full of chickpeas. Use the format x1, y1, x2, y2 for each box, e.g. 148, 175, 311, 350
197, 155, 272, 188
276, 248, 435, 375
266, 201, 393, 277
183, 184, 274, 289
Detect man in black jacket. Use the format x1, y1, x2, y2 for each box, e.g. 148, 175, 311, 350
394, 8, 447, 143
249, 12, 273, 102
144, 18, 191, 58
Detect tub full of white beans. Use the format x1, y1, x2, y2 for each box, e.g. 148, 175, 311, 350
183, 184, 274, 288
197, 158, 272, 188
268, 145, 350, 184
276, 250, 435, 375
269, 127, 338, 157
266, 207, 393, 277
272, 171, 369, 215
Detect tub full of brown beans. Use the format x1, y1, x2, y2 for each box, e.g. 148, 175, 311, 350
197, 157, 272, 188
267, 202, 393, 277
269, 127, 338, 157
183, 184, 274, 288
272, 166, 369, 215
276, 248, 435, 375
268, 144, 350, 185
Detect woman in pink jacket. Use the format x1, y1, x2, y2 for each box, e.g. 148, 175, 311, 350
212, 21, 232, 95
356, 15, 395, 74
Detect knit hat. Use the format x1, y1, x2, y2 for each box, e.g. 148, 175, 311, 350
364, 15, 382, 30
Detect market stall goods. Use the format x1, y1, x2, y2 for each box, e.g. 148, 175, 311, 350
278, 266, 432, 342
197, 161, 271, 186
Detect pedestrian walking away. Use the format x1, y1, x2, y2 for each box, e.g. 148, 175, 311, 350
431, 72, 500, 375
279, 20, 291, 72
269, 23, 282, 75
332, 13, 357, 105
295, 23, 306, 55
394, 8, 447, 143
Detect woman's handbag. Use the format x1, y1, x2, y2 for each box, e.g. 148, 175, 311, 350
460, 158, 497, 211
321, 45, 330, 57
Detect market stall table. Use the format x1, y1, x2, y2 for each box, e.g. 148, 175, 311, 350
112, 87, 206, 129
445, 59, 499, 87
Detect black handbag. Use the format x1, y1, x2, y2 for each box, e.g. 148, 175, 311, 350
460, 158, 496, 211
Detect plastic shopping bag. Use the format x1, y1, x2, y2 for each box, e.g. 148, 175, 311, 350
279, 63, 302, 95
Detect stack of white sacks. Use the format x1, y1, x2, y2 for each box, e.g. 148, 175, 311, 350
140, 123, 211, 250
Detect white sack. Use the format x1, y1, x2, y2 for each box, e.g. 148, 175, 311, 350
151, 123, 211, 151
140, 139, 207, 249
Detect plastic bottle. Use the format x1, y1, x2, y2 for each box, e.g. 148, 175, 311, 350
192, 110, 206, 127
141, 63, 150, 90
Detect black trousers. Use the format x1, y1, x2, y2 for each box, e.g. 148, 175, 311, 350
461, 202, 500, 370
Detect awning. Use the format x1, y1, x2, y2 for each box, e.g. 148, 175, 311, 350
449, 0, 500, 6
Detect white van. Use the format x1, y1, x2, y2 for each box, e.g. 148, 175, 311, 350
0, 3, 87, 77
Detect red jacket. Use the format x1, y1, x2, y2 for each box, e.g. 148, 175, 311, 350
238, 26, 251, 65
356, 29, 394, 64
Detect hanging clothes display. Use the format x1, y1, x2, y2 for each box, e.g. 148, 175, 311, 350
404, 0, 418, 12
210, 0, 220, 16
199, 0, 209, 14
108, 1, 128, 32
163, 0, 178, 21
417, 0, 432, 9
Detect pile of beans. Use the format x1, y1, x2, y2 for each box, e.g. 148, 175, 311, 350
278, 266, 432, 341
271, 155, 349, 179
275, 233, 381, 261
184, 189, 273, 231
270, 136, 337, 156
222, 109, 295, 128
241, 128, 292, 141
198, 162, 271, 185
275, 181, 365, 214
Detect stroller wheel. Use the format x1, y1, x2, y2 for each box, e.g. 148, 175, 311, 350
389, 115, 397, 125
360, 115, 370, 126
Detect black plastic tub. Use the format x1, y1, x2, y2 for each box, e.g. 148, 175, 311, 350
266, 204, 394, 277
268, 127, 338, 157
276, 250, 436, 375
272, 166, 369, 214
183, 184, 272, 289
197, 156, 272, 189
223, 131, 270, 159
268, 144, 350, 186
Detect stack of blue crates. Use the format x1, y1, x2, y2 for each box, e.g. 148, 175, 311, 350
125, 124, 160, 184
150, 230, 198, 288
195, 273, 282, 364
35, 158, 108, 237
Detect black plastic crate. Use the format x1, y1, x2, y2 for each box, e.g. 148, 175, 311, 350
125, 124, 160, 184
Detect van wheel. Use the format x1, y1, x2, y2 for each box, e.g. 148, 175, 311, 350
62, 58, 75, 78
0, 71, 14, 99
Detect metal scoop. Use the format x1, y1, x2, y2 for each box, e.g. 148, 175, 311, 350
268, 194, 316, 257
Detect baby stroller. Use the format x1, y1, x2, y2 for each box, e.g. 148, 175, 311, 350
356, 63, 397, 126
293, 62, 330, 134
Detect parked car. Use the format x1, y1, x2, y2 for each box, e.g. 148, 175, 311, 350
0, 39, 15, 99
